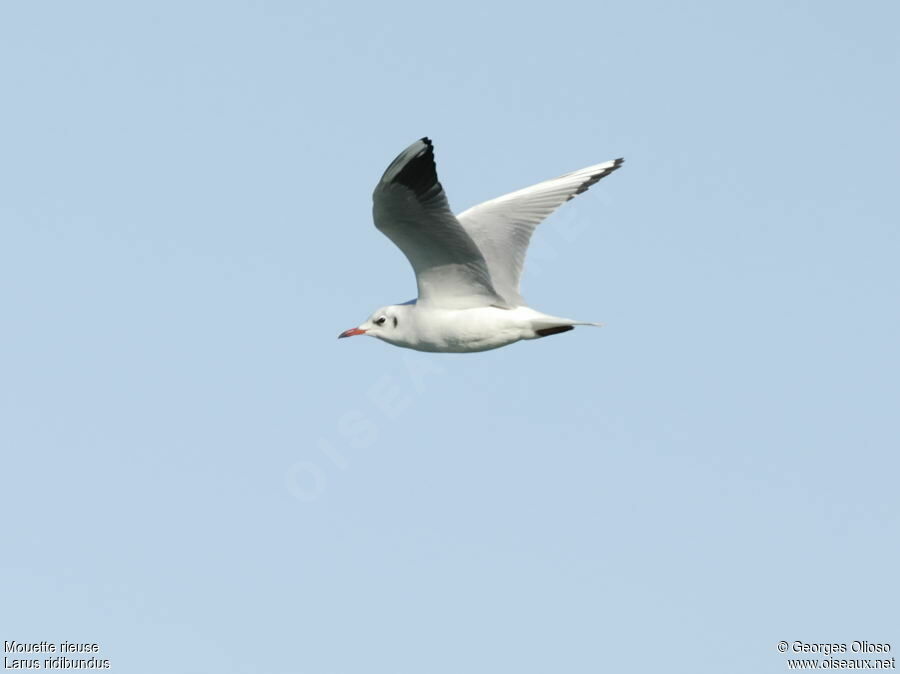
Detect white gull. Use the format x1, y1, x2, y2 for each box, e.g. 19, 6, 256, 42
339, 138, 623, 353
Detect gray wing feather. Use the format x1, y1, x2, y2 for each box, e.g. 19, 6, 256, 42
456, 158, 624, 306
372, 139, 505, 309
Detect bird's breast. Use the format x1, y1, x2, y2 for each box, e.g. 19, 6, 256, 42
399, 306, 529, 353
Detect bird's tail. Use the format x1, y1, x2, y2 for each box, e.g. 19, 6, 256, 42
529, 316, 603, 338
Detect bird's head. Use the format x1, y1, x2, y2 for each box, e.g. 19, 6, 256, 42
338, 304, 408, 343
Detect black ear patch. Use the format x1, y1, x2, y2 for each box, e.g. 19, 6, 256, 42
535, 325, 574, 337
392, 316, 398, 328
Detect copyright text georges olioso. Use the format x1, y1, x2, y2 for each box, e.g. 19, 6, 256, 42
777, 641, 894, 670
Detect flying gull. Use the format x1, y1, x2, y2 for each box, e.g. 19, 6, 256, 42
339, 138, 623, 353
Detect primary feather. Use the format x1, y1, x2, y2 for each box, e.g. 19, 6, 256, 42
456, 158, 624, 306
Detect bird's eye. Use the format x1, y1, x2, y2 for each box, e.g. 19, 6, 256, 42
375, 316, 386, 326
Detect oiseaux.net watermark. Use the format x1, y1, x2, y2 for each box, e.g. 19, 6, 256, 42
285, 351, 445, 503
285, 202, 611, 504
777, 641, 894, 670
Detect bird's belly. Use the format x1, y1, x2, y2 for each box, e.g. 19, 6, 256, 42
416, 332, 519, 353
405, 308, 526, 353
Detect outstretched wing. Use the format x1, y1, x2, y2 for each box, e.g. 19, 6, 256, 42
372, 138, 506, 309
456, 158, 623, 306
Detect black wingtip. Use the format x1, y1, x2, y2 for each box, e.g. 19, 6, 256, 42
393, 138, 441, 198
535, 325, 575, 338
570, 157, 625, 199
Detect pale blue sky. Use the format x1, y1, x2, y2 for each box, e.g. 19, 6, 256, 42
2, 2, 898, 673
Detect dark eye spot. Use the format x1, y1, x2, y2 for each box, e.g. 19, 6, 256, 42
392, 316, 398, 327
375, 316, 386, 326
